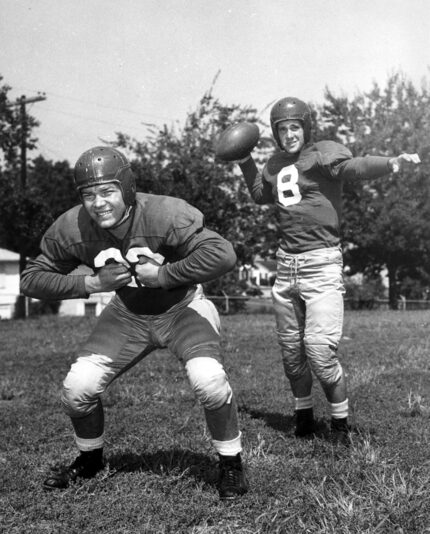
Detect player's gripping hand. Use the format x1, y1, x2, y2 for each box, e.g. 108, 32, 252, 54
85, 262, 132, 294
134, 261, 161, 288
389, 153, 421, 173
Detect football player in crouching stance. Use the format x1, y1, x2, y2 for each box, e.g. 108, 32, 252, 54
20, 146, 248, 500
218, 97, 420, 445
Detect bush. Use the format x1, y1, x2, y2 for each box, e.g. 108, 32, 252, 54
344, 275, 386, 310
28, 299, 61, 316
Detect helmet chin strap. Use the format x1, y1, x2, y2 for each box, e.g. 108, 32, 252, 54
110, 205, 133, 229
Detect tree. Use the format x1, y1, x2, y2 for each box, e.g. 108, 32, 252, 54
29, 156, 78, 218
0, 78, 28, 170
0, 172, 53, 259
0, 77, 48, 257
0, 75, 75, 258
114, 79, 279, 301
0, 157, 77, 263
316, 72, 430, 309
0, 76, 42, 176
0, 77, 73, 317
1, 163, 77, 255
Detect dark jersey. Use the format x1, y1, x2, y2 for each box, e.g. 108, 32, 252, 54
241, 140, 391, 253
20, 193, 236, 315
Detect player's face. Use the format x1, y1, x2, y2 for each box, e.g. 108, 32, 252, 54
277, 120, 305, 154
81, 182, 127, 229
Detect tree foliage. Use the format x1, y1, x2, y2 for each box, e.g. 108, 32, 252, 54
0, 77, 46, 261
0, 76, 76, 261
29, 155, 78, 218
114, 80, 279, 300
0, 77, 35, 171
0, 157, 76, 259
116, 84, 278, 259
3, 71, 430, 312
0, 172, 53, 261
316, 73, 430, 308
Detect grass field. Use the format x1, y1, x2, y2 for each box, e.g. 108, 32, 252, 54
1, 310, 429, 533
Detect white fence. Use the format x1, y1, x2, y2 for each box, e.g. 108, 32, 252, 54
3, 295, 430, 319
208, 296, 430, 314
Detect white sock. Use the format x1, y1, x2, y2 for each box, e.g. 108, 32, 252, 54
329, 399, 349, 419
75, 433, 104, 452
295, 395, 313, 411
212, 432, 242, 456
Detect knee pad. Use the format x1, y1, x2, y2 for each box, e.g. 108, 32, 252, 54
304, 343, 343, 387
61, 355, 113, 417
279, 340, 308, 380
185, 357, 232, 410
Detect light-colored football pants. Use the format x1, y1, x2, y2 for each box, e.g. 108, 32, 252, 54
61, 286, 233, 418
271, 246, 345, 388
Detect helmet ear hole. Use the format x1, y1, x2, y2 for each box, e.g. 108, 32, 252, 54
74, 146, 136, 206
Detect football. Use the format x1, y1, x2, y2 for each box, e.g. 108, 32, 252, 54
215, 122, 260, 161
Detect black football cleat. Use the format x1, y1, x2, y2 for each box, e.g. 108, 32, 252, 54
43, 449, 104, 490
218, 453, 248, 501
330, 418, 353, 447
294, 408, 315, 438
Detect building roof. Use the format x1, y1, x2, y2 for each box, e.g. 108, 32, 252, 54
0, 248, 20, 261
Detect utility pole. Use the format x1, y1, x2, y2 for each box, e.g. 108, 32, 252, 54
16, 94, 47, 188
7, 93, 47, 317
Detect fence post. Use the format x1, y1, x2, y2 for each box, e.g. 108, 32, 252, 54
222, 291, 229, 314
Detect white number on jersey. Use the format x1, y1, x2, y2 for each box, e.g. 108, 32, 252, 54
277, 165, 302, 207
93, 248, 128, 268
93, 246, 165, 288
125, 247, 164, 266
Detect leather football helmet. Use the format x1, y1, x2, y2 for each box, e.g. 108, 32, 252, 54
270, 97, 312, 148
74, 146, 136, 206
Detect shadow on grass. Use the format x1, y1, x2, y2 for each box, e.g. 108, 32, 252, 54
106, 448, 217, 485
238, 404, 330, 439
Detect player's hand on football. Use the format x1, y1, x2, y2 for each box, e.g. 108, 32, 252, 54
135, 262, 161, 288
85, 262, 132, 293
389, 153, 421, 173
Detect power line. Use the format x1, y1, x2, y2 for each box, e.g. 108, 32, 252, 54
41, 105, 158, 130
10, 86, 174, 121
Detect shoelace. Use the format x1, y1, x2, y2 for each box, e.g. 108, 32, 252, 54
221, 464, 241, 486
288, 255, 300, 289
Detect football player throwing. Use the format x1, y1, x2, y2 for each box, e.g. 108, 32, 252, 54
232, 97, 420, 443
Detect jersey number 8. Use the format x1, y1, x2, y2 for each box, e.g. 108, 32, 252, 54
277, 165, 302, 207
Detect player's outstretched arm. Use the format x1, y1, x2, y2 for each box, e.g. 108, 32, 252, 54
388, 153, 421, 173
338, 150, 421, 181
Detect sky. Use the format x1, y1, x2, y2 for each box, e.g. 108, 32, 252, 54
1, 0, 430, 163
